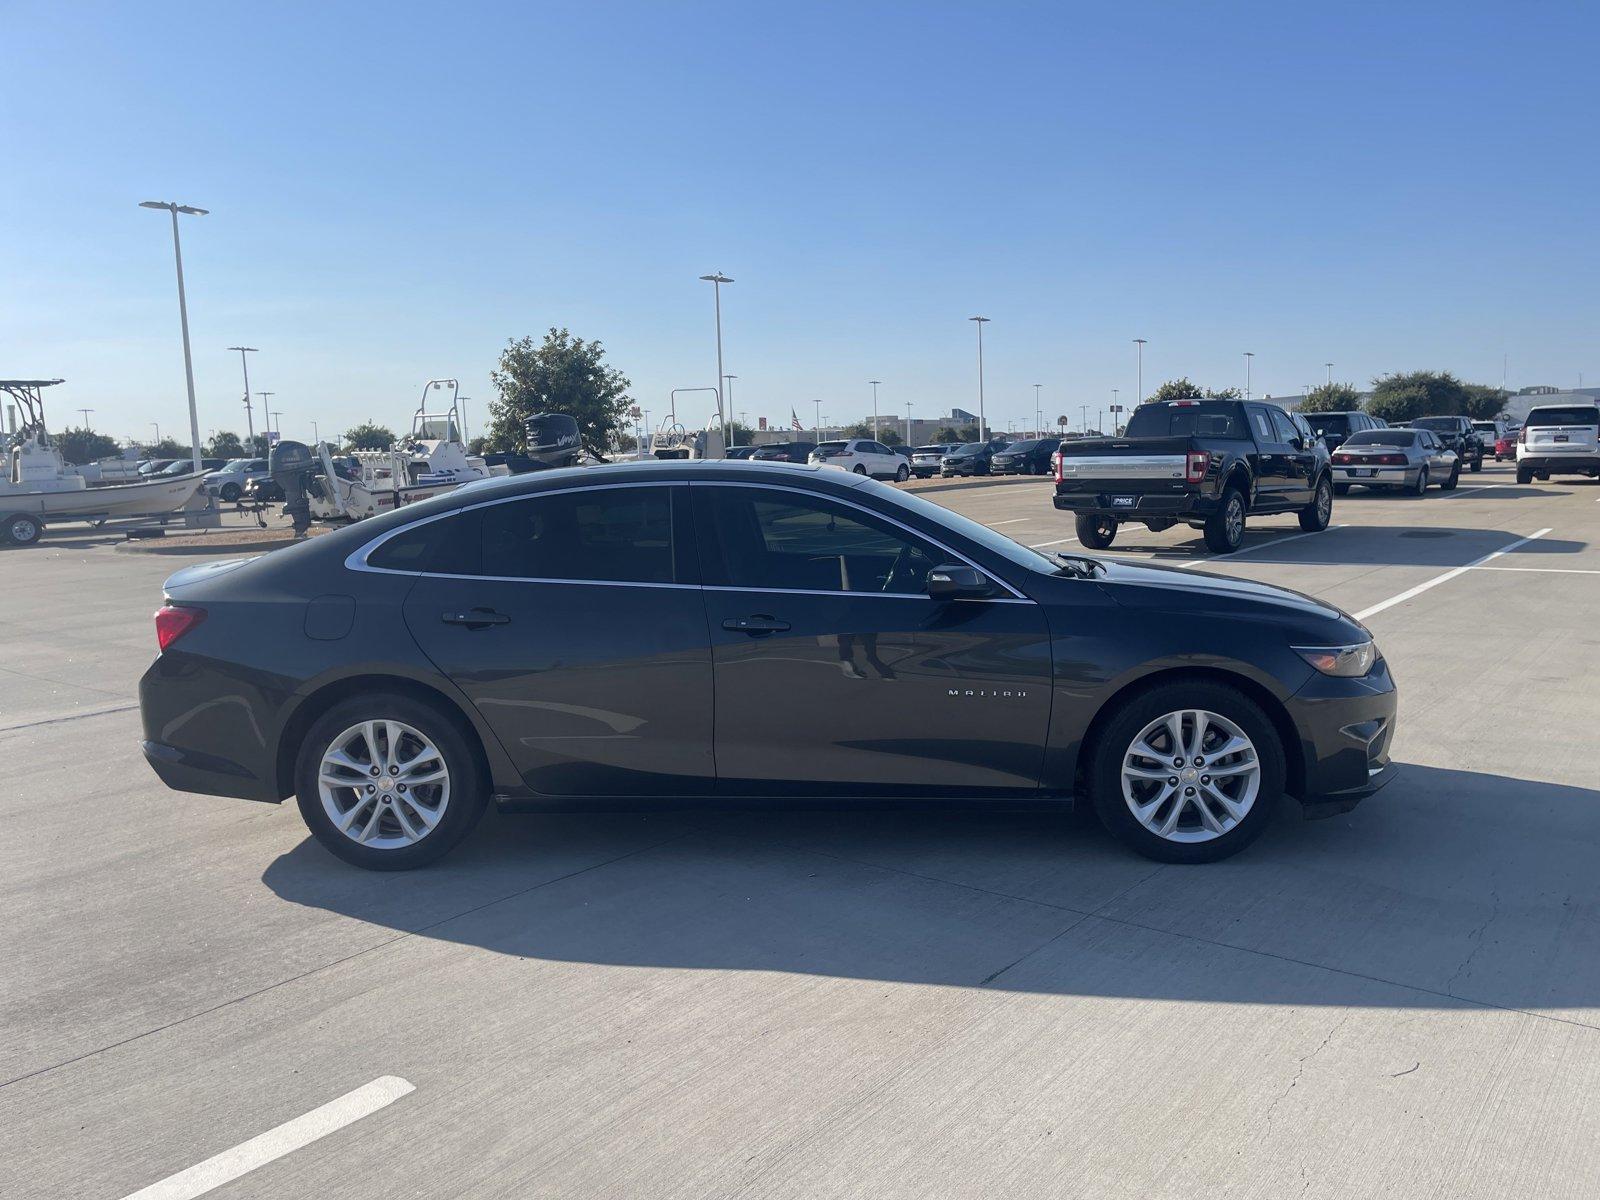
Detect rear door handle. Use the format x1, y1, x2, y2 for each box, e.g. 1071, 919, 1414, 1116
442, 608, 511, 628
722, 615, 790, 635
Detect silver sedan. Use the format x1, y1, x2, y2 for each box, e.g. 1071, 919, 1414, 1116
1330, 428, 1459, 495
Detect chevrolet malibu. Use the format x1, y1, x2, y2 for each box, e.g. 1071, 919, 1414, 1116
140, 460, 1397, 870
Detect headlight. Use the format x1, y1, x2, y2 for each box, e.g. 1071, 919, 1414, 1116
1293, 642, 1377, 678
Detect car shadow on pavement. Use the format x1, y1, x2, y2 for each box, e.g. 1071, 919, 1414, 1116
263, 763, 1600, 1019
1130, 528, 1586, 567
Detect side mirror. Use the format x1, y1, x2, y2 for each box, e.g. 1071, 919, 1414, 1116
926, 563, 992, 600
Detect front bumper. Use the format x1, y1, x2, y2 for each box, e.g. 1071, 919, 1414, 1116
1287, 658, 1399, 818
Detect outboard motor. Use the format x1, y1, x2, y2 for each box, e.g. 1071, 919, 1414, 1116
269, 440, 316, 537
524, 413, 583, 469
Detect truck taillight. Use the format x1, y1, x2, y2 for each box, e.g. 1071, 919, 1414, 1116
155, 604, 206, 651
1054, 452, 1064, 482
1185, 451, 1208, 483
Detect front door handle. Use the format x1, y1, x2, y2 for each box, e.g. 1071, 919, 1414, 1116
722, 615, 791, 635
442, 608, 511, 629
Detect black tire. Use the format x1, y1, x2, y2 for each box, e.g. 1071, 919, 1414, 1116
1516, 464, 1533, 484
294, 692, 488, 870
895, 463, 909, 482
1089, 679, 1284, 864
1075, 514, 1118, 549
1333, 482, 1351, 497
1203, 488, 1246, 554
853, 464, 868, 476
1469, 454, 1482, 473
1411, 466, 1428, 496
4, 513, 43, 546
1298, 475, 1333, 531
219, 482, 242, 502
1440, 465, 1460, 491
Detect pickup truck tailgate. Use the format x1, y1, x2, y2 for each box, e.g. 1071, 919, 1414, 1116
1057, 454, 1188, 481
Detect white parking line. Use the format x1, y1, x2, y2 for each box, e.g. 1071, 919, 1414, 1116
1176, 524, 1348, 569
1353, 528, 1552, 621
122, 1076, 415, 1200
985, 519, 1030, 527
1441, 485, 1500, 498
1475, 565, 1600, 575
1030, 536, 1076, 548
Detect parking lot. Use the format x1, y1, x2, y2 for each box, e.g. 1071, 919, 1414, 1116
5, 461, 1600, 1198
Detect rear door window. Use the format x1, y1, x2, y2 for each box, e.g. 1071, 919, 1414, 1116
477, 486, 675, 583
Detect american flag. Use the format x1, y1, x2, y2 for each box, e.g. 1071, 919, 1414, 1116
791, 408, 803, 432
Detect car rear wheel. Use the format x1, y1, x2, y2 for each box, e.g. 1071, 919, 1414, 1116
1075, 514, 1117, 549
1298, 476, 1333, 531
219, 482, 242, 502
853, 464, 868, 475
1516, 464, 1533, 484
1411, 467, 1429, 496
1090, 681, 1283, 864
1202, 488, 1246, 553
1470, 454, 1482, 473
295, 692, 487, 870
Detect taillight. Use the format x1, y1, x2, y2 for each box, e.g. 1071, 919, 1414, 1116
1185, 451, 1208, 483
1054, 452, 1064, 482
1375, 454, 1406, 466
155, 604, 206, 651
1519, 426, 1528, 444
1332, 452, 1352, 465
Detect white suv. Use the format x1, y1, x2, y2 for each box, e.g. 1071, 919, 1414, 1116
204, 458, 270, 502
1516, 405, 1600, 484
809, 439, 910, 481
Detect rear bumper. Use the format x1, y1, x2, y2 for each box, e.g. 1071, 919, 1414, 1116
1518, 454, 1600, 475
1052, 489, 1217, 518
1335, 466, 1412, 485
139, 654, 285, 803
142, 739, 280, 803
1287, 660, 1399, 819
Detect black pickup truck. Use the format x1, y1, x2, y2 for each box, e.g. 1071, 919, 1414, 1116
1409, 416, 1484, 472
1051, 399, 1335, 553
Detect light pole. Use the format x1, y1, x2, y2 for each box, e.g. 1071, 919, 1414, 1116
150, 422, 161, 445
1080, 404, 1090, 435
1325, 362, 1334, 387
723, 376, 737, 443
1244, 351, 1254, 402
1033, 384, 1043, 437
311, 420, 320, 445
140, 200, 208, 472
1133, 337, 1148, 405
905, 400, 913, 446
456, 397, 470, 445
257, 393, 275, 435
271, 411, 284, 440
699, 272, 733, 447
869, 380, 882, 440
813, 399, 822, 439
77, 408, 94, 427
228, 347, 257, 454
968, 317, 990, 442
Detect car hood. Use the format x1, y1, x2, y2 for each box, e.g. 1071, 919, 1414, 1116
1089, 557, 1363, 635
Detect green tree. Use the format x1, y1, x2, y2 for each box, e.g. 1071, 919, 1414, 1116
1462, 384, 1510, 420
1204, 386, 1242, 400
726, 420, 756, 446
467, 436, 493, 456
1299, 382, 1363, 413
934, 425, 962, 442
207, 430, 245, 458
1145, 378, 1205, 404
486, 327, 632, 458
145, 437, 190, 459
54, 426, 123, 465
879, 427, 904, 446
1365, 370, 1469, 424
341, 421, 398, 451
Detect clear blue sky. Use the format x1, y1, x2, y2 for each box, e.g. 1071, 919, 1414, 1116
4, 0, 1596, 444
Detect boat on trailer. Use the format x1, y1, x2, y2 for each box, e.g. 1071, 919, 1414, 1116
1, 379, 205, 544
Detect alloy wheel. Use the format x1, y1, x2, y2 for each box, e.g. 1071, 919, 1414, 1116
1316, 481, 1332, 523
318, 720, 451, 849
1226, 497, 1244, 543
1120, 709, 1260, 843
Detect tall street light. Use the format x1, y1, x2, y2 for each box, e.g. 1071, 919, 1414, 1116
1033, 384, 1043, 437
813, 398, 822, 438
699, 272, 733, 447
968, 317, 990, 442
1244, 351, 1255, 402
1133, 337, 1148, 405
228, 347, 257, 453
869, 380, 882, 439
905, 400, 913, 446
140, 200, 208, 472
271, 411, 284, 439
150, 421, 161, 445
1080, 404, 1090, 435
723, 376, 737, 443
1325, 362, 1334, 387
456, 396, 471, 444
77, 408, 94, 426
257, 392, 275, 435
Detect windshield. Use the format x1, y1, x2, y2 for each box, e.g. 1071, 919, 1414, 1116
948, 443, 984, 457
869, 482, 1060, 575
1344, 431, 1416, 447
1410, 417, 1458, 431
1003, 440, 1040, 452
1525, 407, 1600, 427
217, 459, 249, 471
1306, 414, 1350, 436
1124, 402, 1245, 438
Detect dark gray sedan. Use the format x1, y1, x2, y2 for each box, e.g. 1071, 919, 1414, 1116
1330, 428, 1459, 495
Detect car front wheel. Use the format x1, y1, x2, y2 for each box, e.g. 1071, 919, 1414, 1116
295, 692, 488, 870
1090, 681, 1283, 864
895, 463, 909, 482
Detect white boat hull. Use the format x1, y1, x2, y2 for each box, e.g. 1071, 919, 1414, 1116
0, 473, 205, 520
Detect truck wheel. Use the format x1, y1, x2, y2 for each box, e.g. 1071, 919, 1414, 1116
1202, 488, 1246, 554
1470, 454, 1482, 473
1516, 464, 1533, 484
1074, 514, 1118, 549
4, 513, 43, 546
1298, 476, 1333, 531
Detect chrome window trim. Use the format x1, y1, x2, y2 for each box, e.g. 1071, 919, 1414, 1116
344, 474, 1033, 603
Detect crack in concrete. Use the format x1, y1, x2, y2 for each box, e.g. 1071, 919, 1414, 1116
1264, 1012, 1351, 1134
1445, 889, 1501, 994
